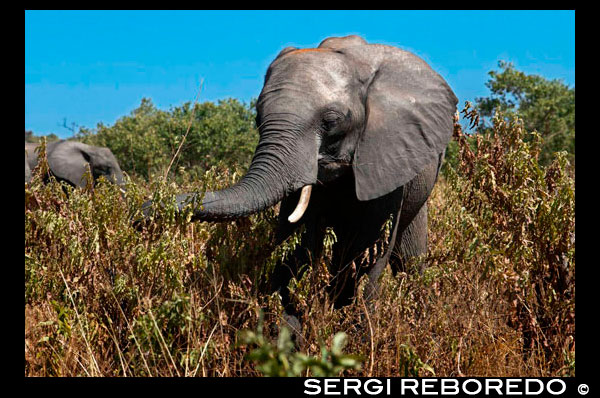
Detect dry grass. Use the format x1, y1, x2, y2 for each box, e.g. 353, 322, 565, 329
24, 105, 574, 377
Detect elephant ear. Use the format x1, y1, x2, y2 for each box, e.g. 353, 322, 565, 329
353, 52, 458, 201
47, 142, 92, 188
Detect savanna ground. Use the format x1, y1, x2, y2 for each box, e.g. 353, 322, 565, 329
24, 101, 575, 377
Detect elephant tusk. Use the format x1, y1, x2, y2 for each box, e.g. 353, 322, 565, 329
287, 185, 312, 223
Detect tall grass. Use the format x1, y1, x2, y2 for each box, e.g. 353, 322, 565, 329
25, 104, 574, 376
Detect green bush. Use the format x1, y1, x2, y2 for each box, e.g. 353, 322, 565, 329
238, 311, 363, 377
25, 130, 59, 143
77, 97, 258, 181
475, 61, 574, 166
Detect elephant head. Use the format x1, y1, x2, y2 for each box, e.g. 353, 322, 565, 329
26, 140, 125, 188
169, 35, 457, 222
25, 142, 41, 173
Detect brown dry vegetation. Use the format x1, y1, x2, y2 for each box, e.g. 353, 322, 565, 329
24, 104, 574, 377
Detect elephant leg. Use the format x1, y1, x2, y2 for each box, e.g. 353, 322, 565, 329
327, 225, 396, 309
389, 202, 428, 274
269, 193, 326, 348
270, 233, 324, 316
387, 154, 440, 274
363, 208, 402, 304
270, 191, 326, 317
326, 187, 404, 309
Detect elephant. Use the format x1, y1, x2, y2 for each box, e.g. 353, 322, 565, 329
25, 153, 31, 183
25, 140, 125, 188
142, 35, 458, 331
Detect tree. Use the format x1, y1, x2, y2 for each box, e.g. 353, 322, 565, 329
77, 97, 259, 180
25, 130, 59, 143
475, 61, 574, 166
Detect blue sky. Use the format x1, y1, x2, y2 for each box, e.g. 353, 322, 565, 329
25, 10, 575, 138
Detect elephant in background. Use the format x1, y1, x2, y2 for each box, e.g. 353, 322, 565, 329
142, 35, 458, 332
25, 153, 31, 183
25, 140, 125, 189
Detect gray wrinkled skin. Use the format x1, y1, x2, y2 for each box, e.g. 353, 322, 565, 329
148, 35, 458, 332
25, 154, 31, 183
25, 140, 124, 188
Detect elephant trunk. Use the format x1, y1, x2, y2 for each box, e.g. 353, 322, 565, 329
178, 123, 317, 221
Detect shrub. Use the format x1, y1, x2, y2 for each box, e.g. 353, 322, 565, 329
443, 102, 574, 372
77, 97, 258, 181
25, 102, 574, 377
475, 61, 575, 166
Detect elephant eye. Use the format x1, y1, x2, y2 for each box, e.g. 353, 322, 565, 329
322, 112, 342, 131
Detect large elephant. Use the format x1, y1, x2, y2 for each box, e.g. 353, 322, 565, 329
143, 35, 458, 328
25, 140, 125, 188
